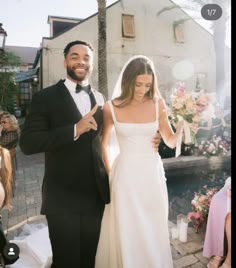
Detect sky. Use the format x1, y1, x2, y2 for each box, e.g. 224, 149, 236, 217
1, 0, 117, 47
1, 0, 230, 48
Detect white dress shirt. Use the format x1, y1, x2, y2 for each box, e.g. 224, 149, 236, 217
64, 78, 91, 139
64, 78, 91, 115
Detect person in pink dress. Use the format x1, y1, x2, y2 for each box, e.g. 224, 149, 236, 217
203, 176, 231, 268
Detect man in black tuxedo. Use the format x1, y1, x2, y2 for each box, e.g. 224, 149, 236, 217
20, 40, 161, 268
20, 40, 110, 268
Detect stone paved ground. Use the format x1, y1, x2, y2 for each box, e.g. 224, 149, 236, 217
1, 147, 210, 268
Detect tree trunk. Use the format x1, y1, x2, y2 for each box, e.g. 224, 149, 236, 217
97, 0, 108, 99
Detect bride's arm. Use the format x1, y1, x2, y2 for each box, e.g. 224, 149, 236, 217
101, 102, 114, 174
158, 99, 183, 149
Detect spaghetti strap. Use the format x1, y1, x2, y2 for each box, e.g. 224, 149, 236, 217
108, 100, 117, 123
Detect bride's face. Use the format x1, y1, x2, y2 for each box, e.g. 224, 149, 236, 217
133, 74, 153, 102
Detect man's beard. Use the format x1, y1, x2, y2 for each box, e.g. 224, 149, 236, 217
67, 67, 89, 82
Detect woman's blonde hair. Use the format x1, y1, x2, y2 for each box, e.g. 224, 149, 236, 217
0, 146, 12, 209
1, 114, 20, 133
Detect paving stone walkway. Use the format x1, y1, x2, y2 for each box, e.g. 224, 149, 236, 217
1, 147, 210, 268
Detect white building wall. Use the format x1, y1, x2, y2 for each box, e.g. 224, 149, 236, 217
42, 0, 219, 103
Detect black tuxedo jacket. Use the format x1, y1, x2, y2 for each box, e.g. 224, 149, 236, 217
20, 80, 110, 215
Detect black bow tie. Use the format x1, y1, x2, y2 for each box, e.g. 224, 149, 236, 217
76, 84, 91, 94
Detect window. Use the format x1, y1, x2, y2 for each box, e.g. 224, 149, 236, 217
19, 82, 31, 106
173, 22, 185, 43
122, 14, 135, 38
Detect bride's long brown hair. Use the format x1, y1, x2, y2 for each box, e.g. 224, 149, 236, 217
0, 146, 12, 209
113, 56, 163, 108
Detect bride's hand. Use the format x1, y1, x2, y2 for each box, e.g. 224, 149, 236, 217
190, 123, 199, 134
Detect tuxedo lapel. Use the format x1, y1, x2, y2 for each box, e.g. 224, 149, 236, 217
88, 90, 102, 139
57, 80, 83, 121
89, 90, 97, 108
90, 88, 105, 136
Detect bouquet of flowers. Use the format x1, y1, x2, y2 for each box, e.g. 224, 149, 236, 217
169, 82, 216, 145
170, 82, 197, 145
187, 185, 219, 232
198, 135, 230, 158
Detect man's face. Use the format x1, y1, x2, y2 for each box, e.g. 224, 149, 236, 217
64, 44, 94, 83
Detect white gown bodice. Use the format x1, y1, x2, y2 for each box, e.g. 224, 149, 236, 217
115, 121, 158, 156
108, 100, 159, 157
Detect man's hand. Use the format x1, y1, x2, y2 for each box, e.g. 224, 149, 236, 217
75, 105, 98, 136
152, 131, 161, 152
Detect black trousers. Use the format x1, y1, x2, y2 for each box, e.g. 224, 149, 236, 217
46, 211, 103, 268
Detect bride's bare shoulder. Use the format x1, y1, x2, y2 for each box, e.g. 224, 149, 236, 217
153, 97, 166, 107
111, 98, 123, 106
103, 100, 118, 114
103, 99, 118, 109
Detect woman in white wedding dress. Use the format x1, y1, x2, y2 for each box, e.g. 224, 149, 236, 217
95, 55, 184, 268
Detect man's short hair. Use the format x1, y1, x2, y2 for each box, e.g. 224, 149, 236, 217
63, 40, 94, 57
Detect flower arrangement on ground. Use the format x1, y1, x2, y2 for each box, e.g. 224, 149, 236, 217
197, 135, 230, 158
169, 82, 216, 145
187, 185, 219, 232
